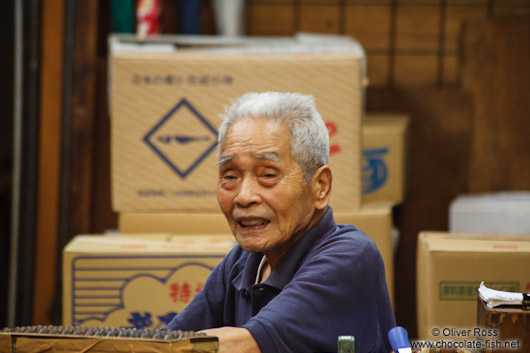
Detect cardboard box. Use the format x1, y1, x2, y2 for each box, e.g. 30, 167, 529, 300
119, 211, 231, 234
110, 34, 365, 212
416, 232, 530, 340
0, 332, 217, 353
119, 207, 394, 304
63, 234, 235, 329
362, 113, 409, 206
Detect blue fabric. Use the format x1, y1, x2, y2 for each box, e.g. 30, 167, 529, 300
166, 207, 396, 353
178, 0, 202, 34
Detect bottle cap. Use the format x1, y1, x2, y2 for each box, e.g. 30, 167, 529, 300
388, 326, 410, 351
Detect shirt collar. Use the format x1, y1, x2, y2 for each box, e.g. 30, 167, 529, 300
232, 206, 336, 291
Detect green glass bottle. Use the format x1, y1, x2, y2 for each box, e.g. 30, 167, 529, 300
338, 335, 355, 353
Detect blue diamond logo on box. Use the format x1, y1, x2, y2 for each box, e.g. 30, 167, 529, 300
143, 98, 218, 179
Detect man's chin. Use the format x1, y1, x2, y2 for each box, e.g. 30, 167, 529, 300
236, 235, 269, 253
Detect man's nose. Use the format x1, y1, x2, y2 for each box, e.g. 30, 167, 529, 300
234, 177, 260, 207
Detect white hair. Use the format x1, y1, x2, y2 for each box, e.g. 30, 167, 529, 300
218, 92, 330, 181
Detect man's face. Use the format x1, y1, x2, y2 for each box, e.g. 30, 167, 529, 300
217, 118, 318, 259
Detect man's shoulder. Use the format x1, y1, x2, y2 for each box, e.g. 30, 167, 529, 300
317, 222, 381, 258
329, 222, 375, 244
313, 208, 379, 252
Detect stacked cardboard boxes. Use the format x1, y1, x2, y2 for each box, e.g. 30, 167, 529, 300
64, 34, 404, 328
109, 34, 365, 212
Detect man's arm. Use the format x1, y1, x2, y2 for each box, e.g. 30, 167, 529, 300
200, 327, 260, 353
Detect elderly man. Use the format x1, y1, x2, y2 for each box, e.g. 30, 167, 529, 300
166, 92, 396, 352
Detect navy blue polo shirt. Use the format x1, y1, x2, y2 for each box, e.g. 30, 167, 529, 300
166, 207, 396, 353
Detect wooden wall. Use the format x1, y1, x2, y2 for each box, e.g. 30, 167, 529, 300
246, 0, 530, 88
32, 0, 530, 339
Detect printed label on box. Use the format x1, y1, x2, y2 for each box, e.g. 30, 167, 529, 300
439, 281, 519, 301
362, 147, 389, 194
71, 254, 224, 328
143, 98, 218, 179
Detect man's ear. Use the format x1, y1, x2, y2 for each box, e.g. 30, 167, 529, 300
311, 165, 332, 210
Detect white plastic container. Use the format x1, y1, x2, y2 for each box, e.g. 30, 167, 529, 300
449, 191, 530, 234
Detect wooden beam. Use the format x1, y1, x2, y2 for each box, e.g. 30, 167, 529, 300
33, 0, 64, 325
66, 0, 99, 240
33, 0, 100, 325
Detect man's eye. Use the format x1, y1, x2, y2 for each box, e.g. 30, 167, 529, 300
260, 170, 279, 182
223, 174, 237, 181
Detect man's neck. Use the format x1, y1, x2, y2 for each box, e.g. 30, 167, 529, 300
263, 207, 327, 270
256, 256, 272, 283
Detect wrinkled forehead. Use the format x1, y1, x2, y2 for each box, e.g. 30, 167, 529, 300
218, 117, 292, 156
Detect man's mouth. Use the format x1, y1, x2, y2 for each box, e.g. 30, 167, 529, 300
237, 218, 270, 229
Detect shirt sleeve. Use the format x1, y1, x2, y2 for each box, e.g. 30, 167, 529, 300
242, 231, 395, 353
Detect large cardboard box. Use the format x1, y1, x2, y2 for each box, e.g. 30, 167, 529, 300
110, 34, 365, 212
119, 207, 394, 304
63, 234, 235, 329
362, 113, 409, 206
416, 231, 530, 340
119, 211, 231, 234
